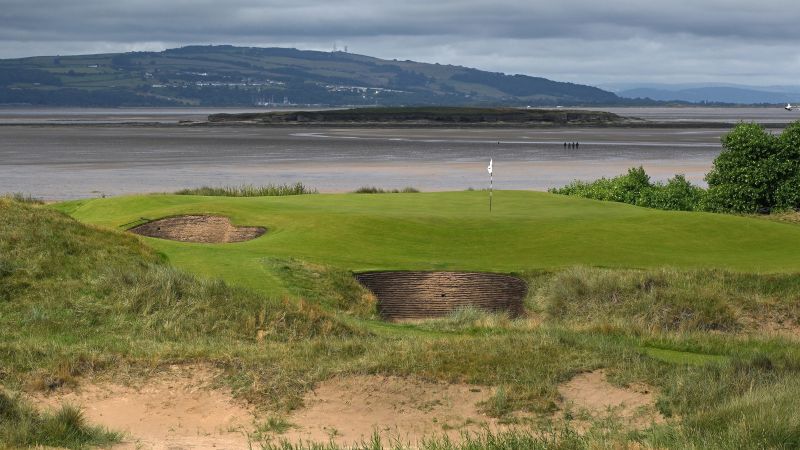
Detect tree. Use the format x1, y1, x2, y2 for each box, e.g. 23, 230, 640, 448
704, 122, 800, 213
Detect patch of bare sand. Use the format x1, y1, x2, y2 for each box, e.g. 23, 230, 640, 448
31, 365, 256, 450
278, 375, 506, 446
129, 215, 265, 243
748, 316, 800, 340
557, 369, 663, 429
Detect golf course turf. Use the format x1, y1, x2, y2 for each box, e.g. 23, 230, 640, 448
5, 191, 800, 448
56, 190, 800, 298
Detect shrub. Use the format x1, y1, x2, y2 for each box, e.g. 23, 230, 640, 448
638, 175, 705, 211
550, 167, 704, 211
704, 121, 800, 213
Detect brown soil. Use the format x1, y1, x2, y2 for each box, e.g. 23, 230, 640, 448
30, 365, 256, 449
556, 370, 663, 429
279, 375, 507, 446
129, 215, 265, 243
356, 272, 528, 320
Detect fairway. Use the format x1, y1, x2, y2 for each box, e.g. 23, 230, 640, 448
58, 190, 800, 297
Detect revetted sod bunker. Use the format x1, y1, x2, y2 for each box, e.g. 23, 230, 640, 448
129, 215, 265, 243
356, 271, 527, 320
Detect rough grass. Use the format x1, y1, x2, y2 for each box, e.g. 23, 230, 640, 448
353, 186, 420, 194
256, 428, 594, 449
1, 192, 44, 204
5, 198, 800, 448
174, 182, 317, 197
533, 266, 800, 334
0, 391, 119, 448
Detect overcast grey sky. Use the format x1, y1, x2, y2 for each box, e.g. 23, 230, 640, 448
1, 0, 799, 88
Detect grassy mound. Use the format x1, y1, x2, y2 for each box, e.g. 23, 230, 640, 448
0, 199, 356, 392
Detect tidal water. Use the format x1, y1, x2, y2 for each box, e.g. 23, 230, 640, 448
0, 107, 795, 199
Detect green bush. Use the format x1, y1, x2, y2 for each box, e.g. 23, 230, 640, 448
704, 121, 800, 213
553, 121, 800, 215
550, 167, 704, 211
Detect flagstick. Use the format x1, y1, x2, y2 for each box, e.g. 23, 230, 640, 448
489, 170, 493, 212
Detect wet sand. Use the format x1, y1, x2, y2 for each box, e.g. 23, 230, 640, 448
1, 106, 793, 200
0, 125, 721, 199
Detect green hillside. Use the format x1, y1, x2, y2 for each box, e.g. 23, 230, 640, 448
0, 45, 622, 107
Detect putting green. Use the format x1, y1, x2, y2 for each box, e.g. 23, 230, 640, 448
56, 191, 800, 297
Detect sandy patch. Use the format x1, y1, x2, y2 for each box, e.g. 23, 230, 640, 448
30, 365, 256, 450
758, 319, 800, 340
129, 215, 265, 243
557, 370, 663, 429
276, 375, 505, 446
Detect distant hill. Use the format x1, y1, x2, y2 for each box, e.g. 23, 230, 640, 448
618, 85, 800, 104
0, 45, 624, 107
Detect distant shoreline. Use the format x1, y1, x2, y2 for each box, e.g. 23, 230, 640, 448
0, 121, 788, 129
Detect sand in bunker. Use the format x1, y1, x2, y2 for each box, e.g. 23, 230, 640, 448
32, 365, 256, 450
31, 370, 506, 449
129, 215, 265, 243
557, 369, 663, 428
281, 375, 506, 446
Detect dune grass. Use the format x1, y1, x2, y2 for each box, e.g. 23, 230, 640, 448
353, 186, 420, 194
0, 391, 119, 449
5, 195, 800, 447
174, 182, 317, 197
1, 192, 44, 204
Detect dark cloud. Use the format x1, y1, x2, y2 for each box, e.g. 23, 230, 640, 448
1, 0, 798, 85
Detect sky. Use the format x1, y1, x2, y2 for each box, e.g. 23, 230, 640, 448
1, 0, 799, 89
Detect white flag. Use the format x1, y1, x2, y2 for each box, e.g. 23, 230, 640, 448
487, 158, 493, 174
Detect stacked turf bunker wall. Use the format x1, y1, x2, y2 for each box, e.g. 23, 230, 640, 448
355, 271, 527, 320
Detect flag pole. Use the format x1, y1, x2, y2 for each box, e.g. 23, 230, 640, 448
488, 158, 493, 212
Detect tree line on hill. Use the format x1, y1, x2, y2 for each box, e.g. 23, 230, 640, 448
551, 121, 800, 214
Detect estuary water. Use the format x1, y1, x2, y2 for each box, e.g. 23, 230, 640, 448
0, 107, 795, 200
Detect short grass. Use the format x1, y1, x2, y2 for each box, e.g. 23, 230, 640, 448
4, 194, 800, 448
54, 191, 800, 300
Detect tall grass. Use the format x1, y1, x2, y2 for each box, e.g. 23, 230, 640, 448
0, 391, 119, 448
1, 192, 44, 204
256, 428, 593, 449
174, 182, 317, 197
353, 186, 420, 194
532, 266, 800, 334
